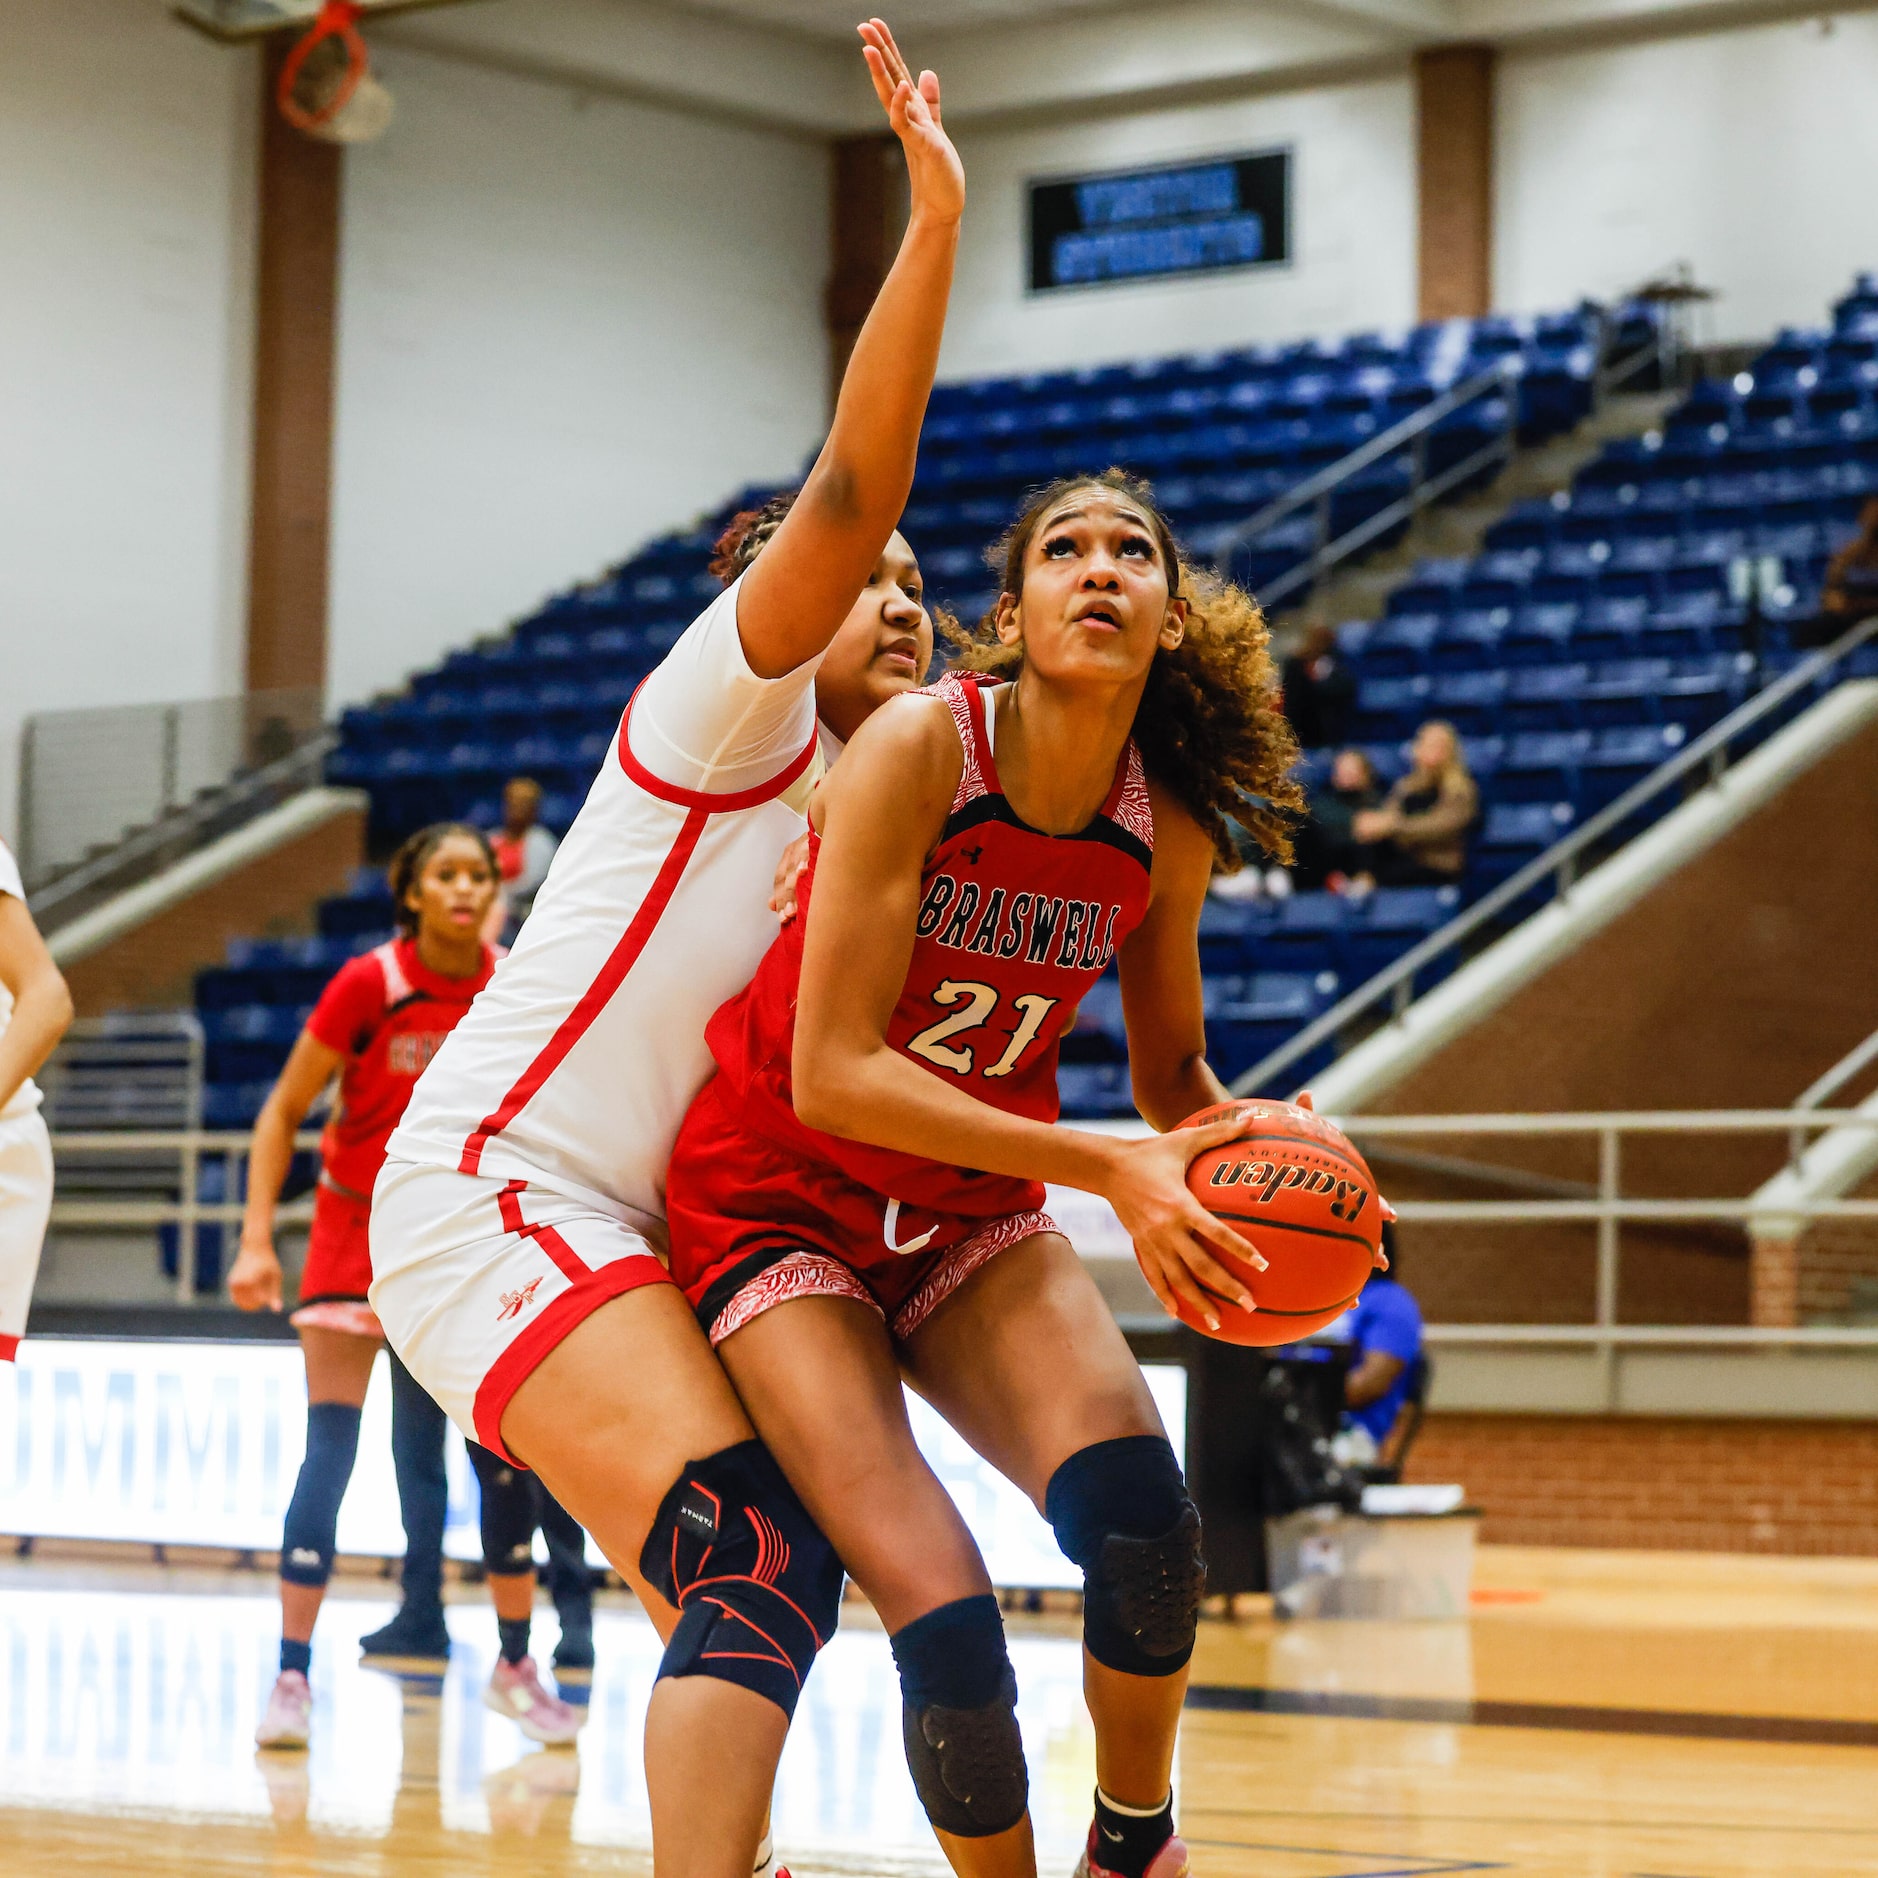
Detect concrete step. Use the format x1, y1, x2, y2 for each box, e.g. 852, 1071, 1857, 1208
1287, 389, 1681, 634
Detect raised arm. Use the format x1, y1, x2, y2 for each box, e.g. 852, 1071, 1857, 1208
737, 20, 964, 678
0, 893, 73, 1115
792, 705, 1264, 1330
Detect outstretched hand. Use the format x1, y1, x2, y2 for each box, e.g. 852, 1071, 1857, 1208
859, 19, 964, 225
1102, 1113, 1270, 1333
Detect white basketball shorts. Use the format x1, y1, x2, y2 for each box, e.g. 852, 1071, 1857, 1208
0, 1109, 54, 1360
369, 1157, 673, 1464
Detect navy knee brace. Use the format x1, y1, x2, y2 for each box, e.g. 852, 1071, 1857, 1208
469, 1441, 540, 1576
640, 1440, 843, 1719
891, 1594, 1028, 1839
1045, 1436, 1206, 1676
280, 1403, 363, 1588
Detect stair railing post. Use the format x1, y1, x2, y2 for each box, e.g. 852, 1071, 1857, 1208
1596, 1126, 1621, 1410
161, 705, 181, 818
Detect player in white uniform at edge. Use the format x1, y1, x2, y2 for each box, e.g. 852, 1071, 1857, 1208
370, 23, 962, 1878
0, 837, 73, 1365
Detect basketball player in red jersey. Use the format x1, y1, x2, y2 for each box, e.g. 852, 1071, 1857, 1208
229, 825, 585, 1751
666, 469, 1321, 1878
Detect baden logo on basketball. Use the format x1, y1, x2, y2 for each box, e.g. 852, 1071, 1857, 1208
1163, 1098, 1387, 1348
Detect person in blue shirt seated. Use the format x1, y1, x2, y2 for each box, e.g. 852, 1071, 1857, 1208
1326, 1223, 1424, 1469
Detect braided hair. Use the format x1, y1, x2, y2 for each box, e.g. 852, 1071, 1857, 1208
945, 468, 1304, 867
710, 491, 798, 585
386, 822, 497, 936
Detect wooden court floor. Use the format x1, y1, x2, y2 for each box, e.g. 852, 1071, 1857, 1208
1, 1545, 1874, 1877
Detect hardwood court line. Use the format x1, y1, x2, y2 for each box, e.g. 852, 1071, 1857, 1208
1184, 1683, 1878, 1747
1184, 1802, 1878, 1843
1184, 1840, 1504, 1876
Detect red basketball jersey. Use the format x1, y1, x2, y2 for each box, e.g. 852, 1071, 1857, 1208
700, 671, 1155, 1219
305, 937, 501, 1198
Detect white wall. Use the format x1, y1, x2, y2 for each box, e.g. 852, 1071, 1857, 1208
327, 44, 829, 712
0, 0, 257, 849
1496, 14, 1878, 344
937, 75, 1417, 383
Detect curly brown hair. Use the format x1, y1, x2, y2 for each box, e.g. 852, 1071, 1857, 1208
944, 468, 1303, 866
709, 490, 798, 585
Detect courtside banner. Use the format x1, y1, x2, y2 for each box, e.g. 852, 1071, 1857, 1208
0, 1339, 1183, 1588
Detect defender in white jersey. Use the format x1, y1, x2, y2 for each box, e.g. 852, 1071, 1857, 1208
371, 23, 962, 1876
0, 837, 73, 1361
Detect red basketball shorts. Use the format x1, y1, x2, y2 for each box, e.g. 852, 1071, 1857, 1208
291, 1179, 381, 1337
666, 1074, 1060, 1347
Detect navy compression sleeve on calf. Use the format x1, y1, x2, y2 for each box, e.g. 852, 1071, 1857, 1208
469, 1440, 540, 1577
890, 1594, 1028, 1838
1044, 1435, 1206, 1676
280, 1403, 363, 1588
639, 1440, 843, 1719
387, 1353, 448, 1606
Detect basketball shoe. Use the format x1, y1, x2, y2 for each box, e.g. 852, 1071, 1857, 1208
485, 1655, 585, 1744
359, 1600, 451, 1667
255, 1669, 312, 1749
1073, 1821, 1190, 1878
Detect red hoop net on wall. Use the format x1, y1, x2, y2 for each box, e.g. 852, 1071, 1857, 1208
277, 0, 394, 142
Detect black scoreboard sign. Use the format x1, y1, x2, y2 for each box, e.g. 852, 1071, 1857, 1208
1028, 149, 1291, 294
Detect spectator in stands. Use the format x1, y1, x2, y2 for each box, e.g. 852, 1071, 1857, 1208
1280, 622, 1357, 749
490, 777, 560, 928
1819, 496, 1878, 633
1353, 720, 1477, 889
1291, 747, 1383, 891
1329, 1223, 1424, 1469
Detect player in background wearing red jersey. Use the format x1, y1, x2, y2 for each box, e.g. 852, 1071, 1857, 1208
667, 470, 1320, 1878
229, 826, 589, 1750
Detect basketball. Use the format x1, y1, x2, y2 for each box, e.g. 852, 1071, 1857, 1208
1164, 1099, 1383, 1346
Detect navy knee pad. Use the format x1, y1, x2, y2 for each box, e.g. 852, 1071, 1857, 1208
890, 1594, 1028, 1839
469, 1441, 540, 1576
1045, 1435, 1205, 1676
640, 1440, 843, 1719
280, 1403, 363, 1588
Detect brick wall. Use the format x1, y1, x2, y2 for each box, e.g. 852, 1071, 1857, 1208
1406, 1413, 1878, 1554
1361, 716, 1878, 1327
60, 802, 366, 1015
1798, 1213, 1878, 1318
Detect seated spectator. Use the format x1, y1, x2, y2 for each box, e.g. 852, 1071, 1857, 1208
489, 777, 560, 931
1292, 747, 1383, 891
1352, 720, 1477, 889
1820, 496, 1878, 634
1326, 1224, 1425, 1469
1280, 622, 1357, 749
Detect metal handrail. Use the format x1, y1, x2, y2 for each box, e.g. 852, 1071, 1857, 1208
31, 728, 338, 926
1215, 360, 1520, 611
1213, 307, 1670, 614
48, 1129, 324, 1303
1232, 611, 1878, 1098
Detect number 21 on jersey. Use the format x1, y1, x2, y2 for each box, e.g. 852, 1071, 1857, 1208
906, 979, 1058, 1079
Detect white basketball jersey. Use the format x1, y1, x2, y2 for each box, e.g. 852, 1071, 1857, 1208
386, 573, 824, 1248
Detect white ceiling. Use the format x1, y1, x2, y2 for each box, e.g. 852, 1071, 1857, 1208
384, 0, 1876, 137
672, 0, 1160, 40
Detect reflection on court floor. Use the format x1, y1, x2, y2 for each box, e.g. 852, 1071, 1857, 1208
4, 1555, 1878, 1876
0, 1569, 1090, 1869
